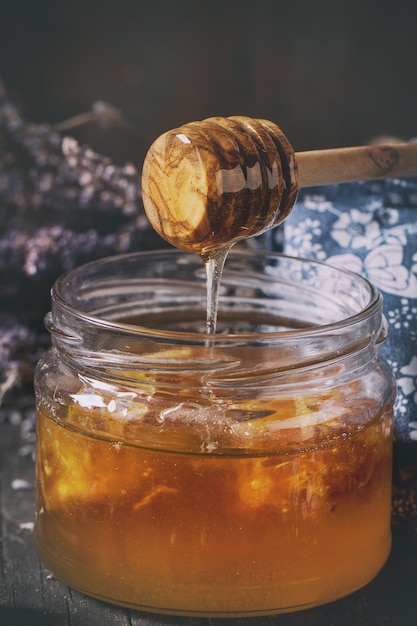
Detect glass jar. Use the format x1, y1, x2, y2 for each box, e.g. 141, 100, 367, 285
34, 249, 396, 617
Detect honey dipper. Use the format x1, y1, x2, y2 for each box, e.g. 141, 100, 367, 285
142, 116, 417, 255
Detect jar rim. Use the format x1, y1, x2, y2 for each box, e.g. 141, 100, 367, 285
49, 248, 383, 345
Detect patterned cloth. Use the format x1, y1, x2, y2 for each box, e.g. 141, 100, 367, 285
271, 176, 417, 442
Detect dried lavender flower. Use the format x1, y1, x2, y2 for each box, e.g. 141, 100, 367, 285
0, 87, 166, 406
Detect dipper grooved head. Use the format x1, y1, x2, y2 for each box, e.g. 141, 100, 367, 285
142, 116, 298, 254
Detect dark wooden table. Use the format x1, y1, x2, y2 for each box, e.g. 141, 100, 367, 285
1, 409, 417, 626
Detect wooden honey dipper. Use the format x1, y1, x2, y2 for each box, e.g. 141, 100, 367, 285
142, 116, 417, 255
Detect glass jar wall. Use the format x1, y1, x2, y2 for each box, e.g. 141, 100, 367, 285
34, 250, 396, 617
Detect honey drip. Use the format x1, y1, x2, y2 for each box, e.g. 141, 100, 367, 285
202, 247, 230, 334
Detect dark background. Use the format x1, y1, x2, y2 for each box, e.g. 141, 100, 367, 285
1, 0, 417, 167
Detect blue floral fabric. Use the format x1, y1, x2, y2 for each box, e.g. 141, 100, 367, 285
269, 176, 417, 442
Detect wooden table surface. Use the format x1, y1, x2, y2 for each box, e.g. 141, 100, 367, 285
1, 411, 417, 626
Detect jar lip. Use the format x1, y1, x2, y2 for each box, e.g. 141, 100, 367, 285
51, 248, 382, 343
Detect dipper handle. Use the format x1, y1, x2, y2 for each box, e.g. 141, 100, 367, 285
296, 142, 417, 187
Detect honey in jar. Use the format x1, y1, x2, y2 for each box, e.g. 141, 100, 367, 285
34, 250, 395, 616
